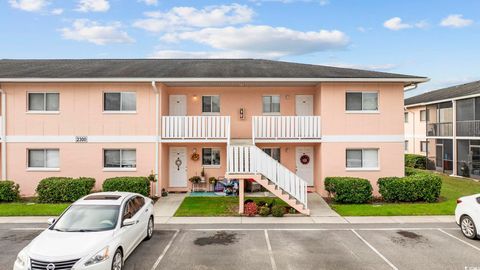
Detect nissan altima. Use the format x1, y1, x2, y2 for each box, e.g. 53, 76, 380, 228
13, 192, 154, 270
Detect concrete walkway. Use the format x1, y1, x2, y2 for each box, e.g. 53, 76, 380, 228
153, 193, 187, 224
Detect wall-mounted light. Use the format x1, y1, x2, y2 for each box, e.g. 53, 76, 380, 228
239, 108, 245, 120
285, 94, 290, 100
193, 148, 197, 154
193, 95, 198, 101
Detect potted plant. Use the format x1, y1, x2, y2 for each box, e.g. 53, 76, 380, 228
147, 170, 157, 197
161, 188, 168, 197
200, 167, 206, 182
189, 176, 202, 184
208, 177, 217, 191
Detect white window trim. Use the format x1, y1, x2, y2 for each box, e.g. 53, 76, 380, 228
27, 148, 60, 170
103, 149, 137, 169
345, 91, 379, 113
202, 147, 221, 167
420, 141, 428, 152
103, 92, 137, 113
262, 95, 281, 115
345, 148, 380, 170
27, 92, 60, 113
27, 168, 61, 172
201, 95, 221, 114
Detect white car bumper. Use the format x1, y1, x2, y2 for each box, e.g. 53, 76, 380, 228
13, 257, 113, 270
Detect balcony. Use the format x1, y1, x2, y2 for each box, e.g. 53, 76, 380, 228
427, 122, 453, 137
252, 116, 321, 142
457, 120, 480, 137
161, 116, 230, 142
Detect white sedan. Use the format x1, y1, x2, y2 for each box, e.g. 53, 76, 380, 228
14, 192, 155, 270
455, 194, 480, 239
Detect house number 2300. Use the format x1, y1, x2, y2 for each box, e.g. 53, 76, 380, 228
75, 136, 88, 143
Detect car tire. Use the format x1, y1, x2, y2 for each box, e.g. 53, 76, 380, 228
460, 215, 478, 240
145, 216, 154, 241
111, 249, 123, 270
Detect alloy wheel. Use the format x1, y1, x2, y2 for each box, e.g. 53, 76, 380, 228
148, 218, 154, 238
112, 250, 123, 270
461, 216, 476, 239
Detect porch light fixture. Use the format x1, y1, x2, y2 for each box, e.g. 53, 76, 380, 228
193, 95, 198, 101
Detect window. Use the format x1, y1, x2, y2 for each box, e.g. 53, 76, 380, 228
28, 149, 59, 169
104, 149, 136, 168
404, 141, 409, 151
346, 149, 378, 169
202, 96, 220, 113
104, 92, 136, 112
420, 110, 427, 121
202, 148, 221, 166
404, 112, 409, 123
263, 95, 280, 113
421, 141, 428, 152
28, 93, 59, 112
346, 92, 378, 112
262, 148, 281, 162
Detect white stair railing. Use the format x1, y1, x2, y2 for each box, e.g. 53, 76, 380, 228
227, 145, 308, 208
252, 116, 321, 140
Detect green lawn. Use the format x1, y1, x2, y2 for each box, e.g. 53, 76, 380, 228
174, 196, 287, 217
331, 170, 480, 216
0, 203, 69, 216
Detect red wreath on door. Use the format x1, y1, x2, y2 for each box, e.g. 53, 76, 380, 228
300, 154, 310, 165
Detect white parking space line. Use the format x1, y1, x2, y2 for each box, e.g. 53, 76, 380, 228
264, 230, 278, 270
351, 229, 398, 270
150, 229, 179, 270
438, 229, 480, 252
10, 228, 45, 231
185, 227, 456, 232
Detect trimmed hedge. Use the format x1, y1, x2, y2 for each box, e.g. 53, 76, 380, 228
0, 180, 20, 202
325, 177, 373, 204
36, 177, 95, 203
103, 177, 150, 196
405, 154, 427, 169
378, 172, 442, 203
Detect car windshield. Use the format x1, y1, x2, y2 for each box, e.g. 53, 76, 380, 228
52, 205, 119, 232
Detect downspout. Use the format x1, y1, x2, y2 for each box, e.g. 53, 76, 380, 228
151, 81, 159, 196
0, 88, 6, 180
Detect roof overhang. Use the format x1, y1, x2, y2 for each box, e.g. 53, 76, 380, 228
405, 91, 480, 108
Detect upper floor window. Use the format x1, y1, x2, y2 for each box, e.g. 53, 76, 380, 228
346, 92, 378, 112
202, 96, 220, 113
404, 112, 409, 123
28, 149, 59, 169
262, 148, 281, 162
104, 92, 136, 112
420, 141, 428, 152
28, 93, 59, 112
346, 149, 378, 169
202, 148, 220, 166
263, 95, 280, 114
420, 110, 427, 121
104, 149, 136, 168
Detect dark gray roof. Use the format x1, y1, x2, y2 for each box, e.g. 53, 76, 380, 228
405, 80, 480, 106
0, 59, 426, 80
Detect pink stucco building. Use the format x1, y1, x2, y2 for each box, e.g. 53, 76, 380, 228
0, 59, 427, 214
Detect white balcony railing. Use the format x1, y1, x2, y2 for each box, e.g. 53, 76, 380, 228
161, 116, 230, 141
252, 116, 321, 141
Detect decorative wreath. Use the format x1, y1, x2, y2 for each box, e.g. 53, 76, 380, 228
191, 153, 200, 161
300, 154, 310, 165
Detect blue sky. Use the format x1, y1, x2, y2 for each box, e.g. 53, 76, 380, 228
1, 0, 479, 97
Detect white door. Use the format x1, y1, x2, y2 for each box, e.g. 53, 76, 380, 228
296, 146, 314, 186
169, 147, 187, 187
169, 95, 187, 116
295, 95, 314, 116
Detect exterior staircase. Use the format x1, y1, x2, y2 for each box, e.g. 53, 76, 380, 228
226, 144, 310, 215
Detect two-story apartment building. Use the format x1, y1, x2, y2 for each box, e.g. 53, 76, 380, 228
0, 59, 427, 214
405, 80, 480, 179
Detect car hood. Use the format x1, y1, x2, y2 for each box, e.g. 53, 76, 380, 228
26, 229, 114, 261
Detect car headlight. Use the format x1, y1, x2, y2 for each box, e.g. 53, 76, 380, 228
84, 246, 109, 266
15, 249, 28, 268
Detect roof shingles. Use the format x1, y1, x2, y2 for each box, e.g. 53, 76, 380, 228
405, 80, 480, 106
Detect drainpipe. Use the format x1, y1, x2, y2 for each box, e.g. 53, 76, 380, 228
0, 88, 6, 180
151, 81, 159, 196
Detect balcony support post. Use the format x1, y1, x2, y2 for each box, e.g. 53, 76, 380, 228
452, 100, 457, 176
0, 88, 5, 180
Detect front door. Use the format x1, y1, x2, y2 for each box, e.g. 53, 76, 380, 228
169, 147, 187, 188
470, 146, 480, 175
296, 146, 314, 186
435, 144, 443, 170
169, 95, 187, 116
295, 95, 314, 116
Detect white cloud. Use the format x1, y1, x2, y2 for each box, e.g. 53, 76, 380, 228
76, 0, 110, 12
9, 0, 49, 12
160, 25, 349, 58
133, 4, 254, 32
51, 8, 63, 15
60, 19, 134, 45
325, 62, 399, 71
138, 0, 157, 5
383, 17, 412, 30
250, 0, 329, 4
440, 14, 473, 28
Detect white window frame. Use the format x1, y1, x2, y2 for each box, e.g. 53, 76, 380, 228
201, 95, 221, 115
345, 148, 379, 171
345, 91, 379, 113
262, 95, 281, 115
103, 92, 137, 113
420, 141, 428, 152
27, 92, 60, 114
27, 149, 60, 171
420, 110, 427, 121
103, 149, 137, 171
202, 147, 221, 167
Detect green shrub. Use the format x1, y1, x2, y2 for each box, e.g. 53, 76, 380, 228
405, 154, 427, 169
324, 177, 372, 204
0, 180, 20, 202
258, 206, 270, 217
103, 177, 150, 196
378, 172, 442, 203
36, 177, 95, 203
404, 167, 420, 176
271, 205, 285, 217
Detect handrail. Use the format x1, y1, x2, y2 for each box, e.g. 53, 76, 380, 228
253, 116, 321, 140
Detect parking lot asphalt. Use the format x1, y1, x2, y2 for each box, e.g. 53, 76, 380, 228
1, 222, 479, 270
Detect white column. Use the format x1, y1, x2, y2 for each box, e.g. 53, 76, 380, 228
452, 100, 457, 176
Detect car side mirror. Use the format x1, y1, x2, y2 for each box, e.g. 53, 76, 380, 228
123, 218, 135, 227
47, 218, 56, 225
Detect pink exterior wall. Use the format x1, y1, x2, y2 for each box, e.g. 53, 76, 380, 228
404, 105, 427, 155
